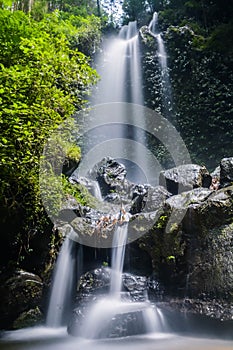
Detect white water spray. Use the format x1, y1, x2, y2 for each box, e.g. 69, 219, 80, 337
79, 222, 168, 338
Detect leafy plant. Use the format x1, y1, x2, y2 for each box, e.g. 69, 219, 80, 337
0, 8, 100, 268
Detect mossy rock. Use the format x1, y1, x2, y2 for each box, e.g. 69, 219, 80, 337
13, 307, 43, 329
0, 270, 43, 329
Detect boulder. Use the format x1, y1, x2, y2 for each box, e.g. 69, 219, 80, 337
143, 185, 172, 212
139, 186, 233, 300
67, 267, 154, 337
88, 157, 129, 197
159, 164, 212, 195
68, 302, 149, 339
77, 267, 111, 295
75, 267, 149, 302
0, 270, 43, 329
220, 157, 233, 188
130, 184, 170, 214
12, 307, 43, 329
130, 184, 148, 214
211, 166, 220, 179
158, 298, 233, 322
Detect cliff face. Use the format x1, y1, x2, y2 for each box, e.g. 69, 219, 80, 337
140, 22, 233, 169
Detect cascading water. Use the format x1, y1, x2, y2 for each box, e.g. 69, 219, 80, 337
110, 224, 128, 296
2, 12, 233, 350
91, 180, 103, 201
148, 12, 174, 122
79, 222, 166, 339
46, 236, 77, 327
82, 21, 154, 185
92, 21, 142, 105
46, 13, 169, 338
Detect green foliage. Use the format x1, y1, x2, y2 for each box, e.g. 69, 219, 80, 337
166, 255, 175, 262
162, 24, 233, 168
62, 177, 99, 209
206, 21, 233, 55
156, 215, 168, 229
122, 0, 150, 26
142, 0, 233, 169
0, 8, 100, 267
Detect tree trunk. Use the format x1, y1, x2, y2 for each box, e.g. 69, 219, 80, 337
96, 0, 101, 17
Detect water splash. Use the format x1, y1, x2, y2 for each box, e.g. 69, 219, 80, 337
79, 223, 168, 339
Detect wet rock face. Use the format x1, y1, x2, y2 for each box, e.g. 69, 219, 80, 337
63, 157, 233, 323
13, 307, 43, 329
130, 185, 171, 214
88, 157, 128, 197
158, 298, 233, 322
220, 157, 233, 188
159, 164, 212, 195
64, 158, 171, 246
0, 270, 43, 329
140, 185, 233, 302
74, 267, 150, 304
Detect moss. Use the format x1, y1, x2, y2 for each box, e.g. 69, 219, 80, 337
169, 222, 179, 233
62, 176, 99, 209
155, 215, 168, 229
13, 307, 43, 329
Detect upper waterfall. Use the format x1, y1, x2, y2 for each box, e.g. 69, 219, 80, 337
92, 21, 143, 105
148, 12, 174, 122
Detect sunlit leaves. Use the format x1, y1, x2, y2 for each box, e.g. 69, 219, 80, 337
0, 8, 100, 264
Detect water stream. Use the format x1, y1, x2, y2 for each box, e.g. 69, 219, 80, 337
91, 180, 103, 201
46, 237, 76, 327
84, 20, 151, 184
92, 21, 142, 105
148, 12, 174, 122
110, 224, 128, 295
1, 328, 232, 350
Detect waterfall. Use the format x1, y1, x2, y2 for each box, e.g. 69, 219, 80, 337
84, 21, 154, 185
157, 34, 167, 71
46, 237, 76, 327
110, 224, 128, 296
148, 12, 158, 34
45, 14, 170, 337
142, 306, 164, 333
148, 12, 174, 122
91, 180, 103, 201
93, 21, 143, 105
119, 21, 143, 105
78, 220, 168, 338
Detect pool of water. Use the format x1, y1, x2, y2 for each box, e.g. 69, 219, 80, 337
0, 327, 232, 350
